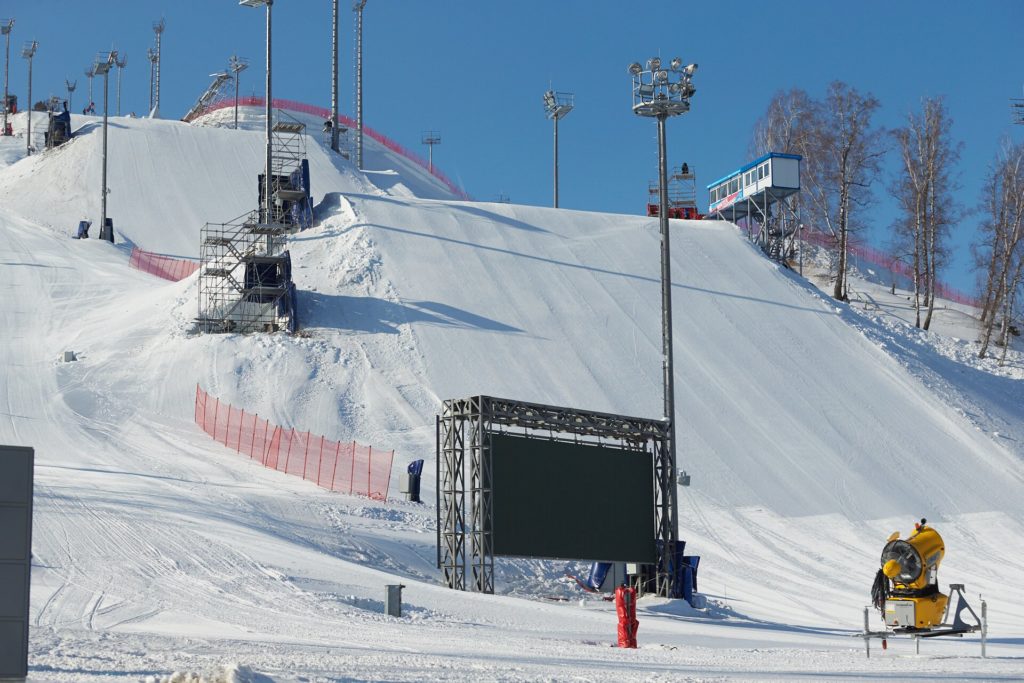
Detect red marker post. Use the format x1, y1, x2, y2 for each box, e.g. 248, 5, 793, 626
615, 585, 639, 648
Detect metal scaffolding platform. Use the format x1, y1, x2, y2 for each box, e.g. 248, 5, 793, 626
260, 112, 312, 228
647, 164, 702, 219
196, 210, 295, 333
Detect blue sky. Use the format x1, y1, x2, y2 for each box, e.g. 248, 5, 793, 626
5, 0, 1023, 293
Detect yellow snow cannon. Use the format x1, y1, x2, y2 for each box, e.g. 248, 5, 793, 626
872, 518, 947, 629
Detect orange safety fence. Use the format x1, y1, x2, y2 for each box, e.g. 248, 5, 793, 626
130, 246, 200, 282
194, 384, 394, 500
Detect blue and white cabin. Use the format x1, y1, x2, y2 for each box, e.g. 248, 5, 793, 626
705, 152, 801, 220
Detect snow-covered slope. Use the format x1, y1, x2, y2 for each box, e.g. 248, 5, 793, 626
1, 112, 1022, 681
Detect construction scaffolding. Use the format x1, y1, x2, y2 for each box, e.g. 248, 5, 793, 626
261, 112, 313, 228
182, 71, 233, 123
197, 210, 296, 333
647, 164, 702, 219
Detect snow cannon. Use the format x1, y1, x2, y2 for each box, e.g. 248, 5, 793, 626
872, 518, 947, 629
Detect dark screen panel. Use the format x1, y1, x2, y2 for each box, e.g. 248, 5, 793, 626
489, 433, 655, 562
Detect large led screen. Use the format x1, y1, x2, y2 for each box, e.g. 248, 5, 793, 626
489, 433, 656, 562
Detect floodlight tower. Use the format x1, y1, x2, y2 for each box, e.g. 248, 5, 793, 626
151, 18, 165, 118
114, 52, 127, 116
84, 65, 95, 104
228, 55, 248, 129
146, 47, 156, 113
542, 89, 574, 208
65, 79, 76, 112
353, 0, 366, 169
239, 0, 274, 230
330, 0, 340, 152
626, 54, 697, 598
421, 130, 441, 174
94, 50, 117, 242
21, 40, 36, 155
2, 19, 13, 137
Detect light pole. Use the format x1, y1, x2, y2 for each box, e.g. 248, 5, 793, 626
228, 55, 248, 130
65, 79, 76, 112
627, 55, 696, 598
2, 19, 13, 137
543, 89, 574, 208
21, 40, 36, 156
146, 47, 156, 113
240, 0, 273, 229
330, 0, 340, 152
354, 0, 366, 169
114, 52, 127, 116
94, 51, 117, 243
421, 130, 440, 174
151, 19, 164, 118
84, 65, 95, 107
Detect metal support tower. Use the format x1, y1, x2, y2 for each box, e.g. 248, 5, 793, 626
354, 0, 366, 169
2, 19, 13, 137
65, 78, 76, 113
543, 90, 574, 208
85, 65, 94, 105
151, 18, 164, 118
21, 40, 36, 156
114, 53, 127, 116
422, 131, 441, 173
330, 0, 340, 152
229, 55, 248, 129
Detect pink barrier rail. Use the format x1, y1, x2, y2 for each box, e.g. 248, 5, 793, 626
130, 247, 200, 282
194, 385, 394, 501
186, 96, 472, 202
800, 229, 980, 308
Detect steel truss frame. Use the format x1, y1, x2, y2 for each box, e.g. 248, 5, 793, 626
437, 395, 675, 596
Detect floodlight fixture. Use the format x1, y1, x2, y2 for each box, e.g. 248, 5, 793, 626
65, 78, 76, 110
93, 51, 116, 75
2, 18, 14, 137
628, 62, 642, 76
229, 54, 248, 129
421, 130, 441, 173
626, 50, 699, 597
543, 88, 575, 208
20, 39, 35, 59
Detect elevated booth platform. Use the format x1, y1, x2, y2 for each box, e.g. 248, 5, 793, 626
705, 152, 802, 261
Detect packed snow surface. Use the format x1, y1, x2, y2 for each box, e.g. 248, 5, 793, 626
0, 108, 1022, 681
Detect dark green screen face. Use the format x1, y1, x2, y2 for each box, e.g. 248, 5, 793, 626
488, 433, 656, 562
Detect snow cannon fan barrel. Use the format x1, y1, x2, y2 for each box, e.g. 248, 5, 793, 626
873, 518, 948, 629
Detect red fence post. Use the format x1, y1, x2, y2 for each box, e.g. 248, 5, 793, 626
330, 440, 341, 490
316, 435, 325, 486
212, 397, 220, 440
367, 446, 372, 498
349, 441, 357, 494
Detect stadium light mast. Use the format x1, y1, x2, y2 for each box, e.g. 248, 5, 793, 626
65, 78, 76, 113
94, 50, 117, 242
151, 18, 164, 118
21, 40, 36, 156
240, 0, 274, 229
354, 0, 366, 169
228, 55, 248, 130
330, 0, 340, 152
627, 55, 697, 598
542, 89, 574, 208
2, 19, 13, 137
114, 52, 127, 116
421, 130, 440, 174
84, 65, 95, 105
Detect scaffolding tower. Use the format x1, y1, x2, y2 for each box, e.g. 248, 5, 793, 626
197, 210, 295, 333
647, 164, 702, 219
262, 111, 312, 227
